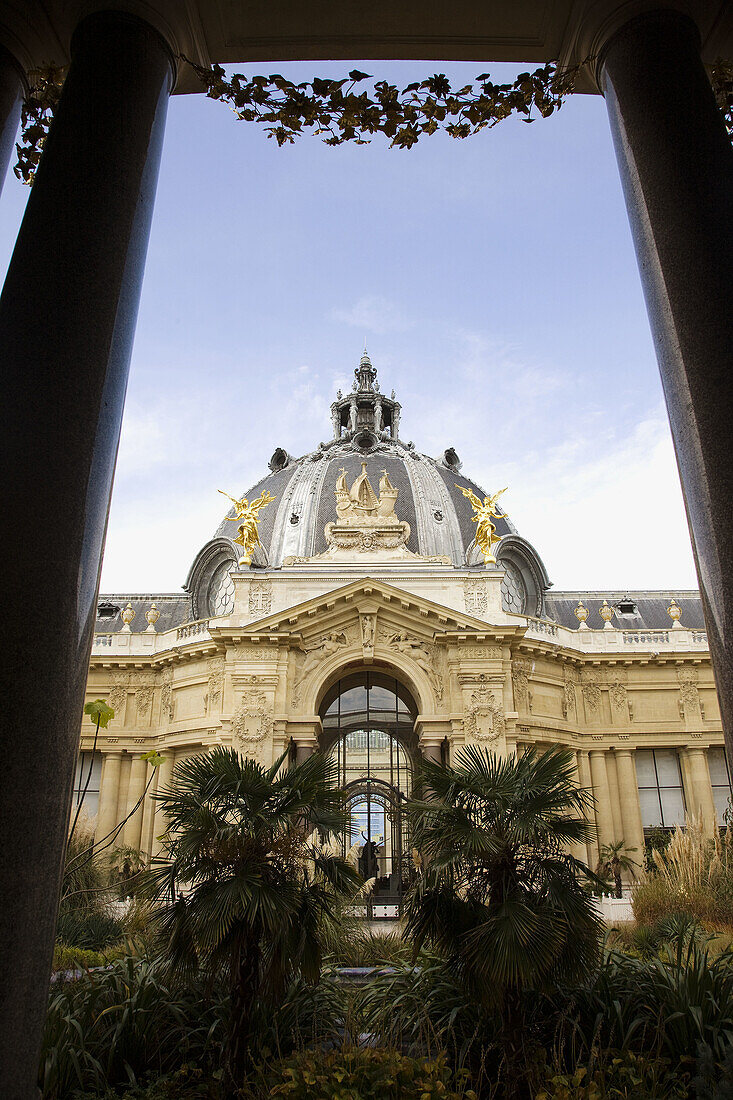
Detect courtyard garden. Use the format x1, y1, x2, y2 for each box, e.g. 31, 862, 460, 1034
45, 742, 733, 1100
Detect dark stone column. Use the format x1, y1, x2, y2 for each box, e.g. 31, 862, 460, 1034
600, 10, 733, 763
0, 12, 173, 1098
0, 44, 25, 194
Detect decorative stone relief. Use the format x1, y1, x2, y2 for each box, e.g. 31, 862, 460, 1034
511, 659, 532, 712
292, 630, 350, 708
108, 672, 130, 722
360, 612, 376, 661
581, 672, 602, 721
608, 674, 629, 723
249, 579, 272, 618
379, 629, 444, 702
464, 687, 506, 744
454, 645, 503, 660
562, 667, 577, 721
160, 667, 174, 722
134, 677, 155, 724
233, 689, 273, 759
464, 579, 488, 616
205, 657, 225, 715
677, 667, 701, 721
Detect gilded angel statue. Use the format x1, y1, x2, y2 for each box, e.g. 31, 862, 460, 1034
219, 488, 276, 566
456, 484, 508, 564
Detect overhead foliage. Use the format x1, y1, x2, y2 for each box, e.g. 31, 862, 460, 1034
14, 58, 733, 187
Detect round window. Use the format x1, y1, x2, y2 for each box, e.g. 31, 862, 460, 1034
207, 559, 236, 616
500, 560, 527, 615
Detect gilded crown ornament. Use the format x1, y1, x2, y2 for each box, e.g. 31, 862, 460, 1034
219, 488, 277, 566
456, 484, 507, 565
574, 600, 589, 629
599, 599, 615, 628
667, 597, 683, 628
121, 602, 136, 632
145, 602, 160, 632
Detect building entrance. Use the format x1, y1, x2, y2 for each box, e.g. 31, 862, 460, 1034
320, 672, 417, 917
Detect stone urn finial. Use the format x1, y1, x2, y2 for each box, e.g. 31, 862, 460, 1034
121, 602, 136, 632
145, 602, 160, 632
667, 597, 682, 628
599, 599, 615, 629
574, 599, 589, 630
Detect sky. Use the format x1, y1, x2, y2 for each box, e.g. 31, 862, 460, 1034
0, 61, 698, 596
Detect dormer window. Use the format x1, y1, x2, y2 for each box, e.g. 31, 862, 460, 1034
97, 602, 120, 619
616, 598, 637, 615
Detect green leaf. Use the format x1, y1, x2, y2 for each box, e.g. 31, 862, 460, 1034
84, 699, 115, 727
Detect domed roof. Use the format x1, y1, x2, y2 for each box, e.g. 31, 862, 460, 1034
187, 353, 550, 619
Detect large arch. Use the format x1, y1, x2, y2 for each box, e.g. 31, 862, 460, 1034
319, 670, 421, 916
301, 642, 436, 718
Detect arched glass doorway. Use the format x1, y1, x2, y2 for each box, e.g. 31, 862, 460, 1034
320, 671, 417, 917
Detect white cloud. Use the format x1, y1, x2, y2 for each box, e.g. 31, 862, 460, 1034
331, 295, 414, 335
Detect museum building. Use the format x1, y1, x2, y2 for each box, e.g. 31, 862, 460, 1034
80, 353, 729, 912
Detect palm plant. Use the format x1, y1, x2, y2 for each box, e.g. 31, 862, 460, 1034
405, 746, 603, 1072
596, 839, 638, 898
146, 746, 360, 1088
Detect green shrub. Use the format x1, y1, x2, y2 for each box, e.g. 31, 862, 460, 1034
55, 905, 125, 951
262, 1047, 475, 1100
39, 956, 227, 1099
536, 1050, 688, 1099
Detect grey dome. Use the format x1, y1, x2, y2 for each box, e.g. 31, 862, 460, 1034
187, 354, 550, 619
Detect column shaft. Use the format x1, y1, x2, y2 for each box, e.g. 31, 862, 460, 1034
123, 755, 149, 849
0, 13, 173, 1097
605, 752, 624, 842
600, 11, 733, 760
589, 751, 615, 855
151, 750, 175, 858
140, 766, 160, 859
614, 750, 645, 872
96, 751, 123, 845
687, 748, 717, 835
577, 750, 598, 866
0, 45, 24, 195
294, 740, 316, 765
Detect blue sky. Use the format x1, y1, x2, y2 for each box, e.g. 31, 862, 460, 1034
0, 61, 697, 595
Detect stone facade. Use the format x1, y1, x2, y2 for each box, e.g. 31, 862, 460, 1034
81, 357, 727, 875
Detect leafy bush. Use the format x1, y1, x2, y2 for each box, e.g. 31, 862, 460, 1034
39, 956, 227, 1099
536, 1050, 688, 1099
52, 944, 115, 971
322, 921, 412, 967
261, 1047, 475, 1100
55, 904, 124, 951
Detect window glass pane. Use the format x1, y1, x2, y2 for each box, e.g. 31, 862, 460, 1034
708, 748, 730, 788
654, 750, 681, 787
339, 686, 367, 716
369, 685, 396, 713
635, 750, 657, 787
713, 787, 732, 827
660, 788, 686, 827
82, 792, 99, 819
639, 787, 662, 828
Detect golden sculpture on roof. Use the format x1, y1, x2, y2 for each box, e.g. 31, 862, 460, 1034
219, 488, 276, 566
457, 484, 508, 564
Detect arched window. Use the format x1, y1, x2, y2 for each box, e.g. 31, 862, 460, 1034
320, 672, 417, 917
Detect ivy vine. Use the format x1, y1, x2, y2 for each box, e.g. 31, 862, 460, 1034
13, 57, 733, 187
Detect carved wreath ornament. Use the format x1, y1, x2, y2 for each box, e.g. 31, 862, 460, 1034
464, 687, 506, 742
233, 689, 273, 754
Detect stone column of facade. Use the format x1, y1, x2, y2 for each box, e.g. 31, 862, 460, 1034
421, 741, 443, 765
686, 747, 717, 835
600, 10, 733, 760
151, 750, 176, 858
139, 764, 160, 858
576, 749, 598, 866
0, 15, 174, 1095
569, 751, 590, 866
614, 750, 645, 872
96, 751, 123, 846
294, 740, 316, 765
605, 752, 624, 843
123, 754, 149, 849
0, 44, 25, 196
589, 751, 615, 853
